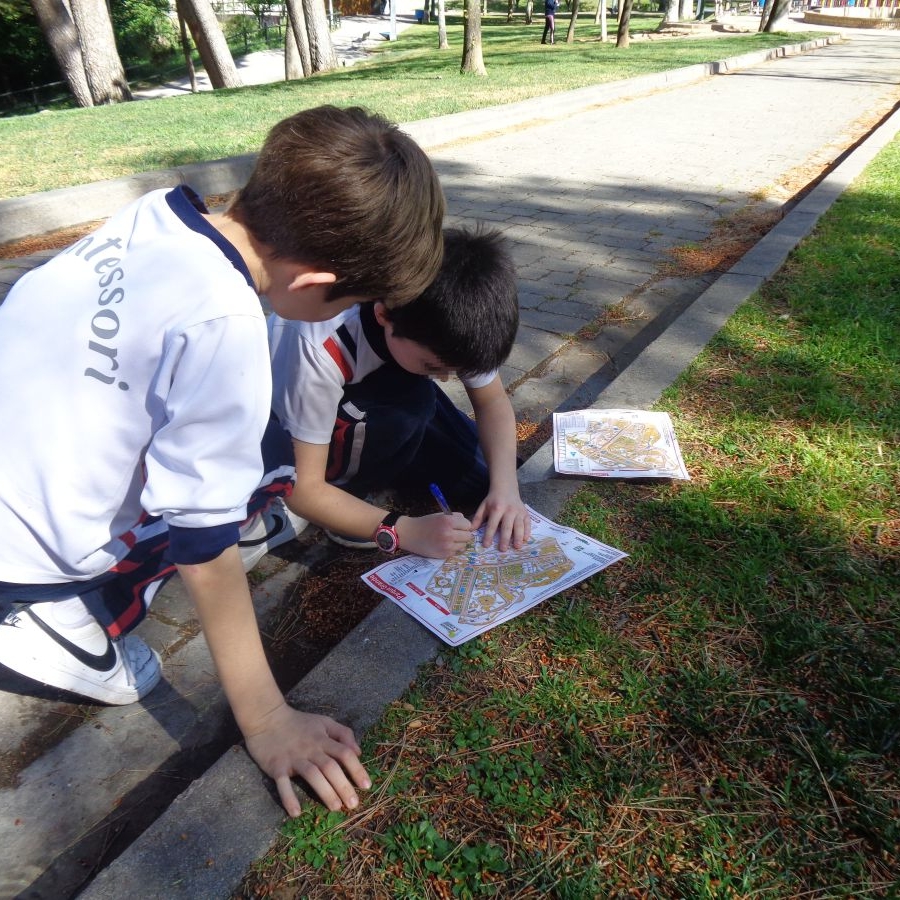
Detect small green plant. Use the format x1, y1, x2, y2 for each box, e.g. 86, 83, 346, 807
465, 743, 553, 816
281, 807, 348, 872
379, 817, 509, 897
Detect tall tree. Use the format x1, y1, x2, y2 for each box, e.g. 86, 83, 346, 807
285, 0, 312, 76
760, 0, 790, 30
28, 0, 94, 106
460, 0, 486, 74
302, 0, 337, 72
176, 0, 241, 88
565, 0, 579, 42
437, 0, 449, 49
69, 0, 131, 102
615, 0, 633, 47
594, 0, 608, 41
176, 6, 198, 91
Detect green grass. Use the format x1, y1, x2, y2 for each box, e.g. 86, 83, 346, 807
0, 14, 822, 199
240, 119, 900, 899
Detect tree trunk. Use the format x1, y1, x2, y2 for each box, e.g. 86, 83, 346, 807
460, 0, 486, 74
176, 0, 242, 89
679, 0, 692, 19
28, 0, 93, 107
285, 0, 312, 76
302, 0, 337, 72
565, 0, 579, 41
177, 8, 199, 92
525, 0, 533, 23
615, 0, 633, 46
595, 0, 608, 40
760, 0, 789, 30
284, 11, 303, 79
663, 0, 679, 22
69, 0, 131, 103
437, 0, 449, 49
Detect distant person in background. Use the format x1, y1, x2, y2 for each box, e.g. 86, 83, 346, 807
542, 0, 560, 43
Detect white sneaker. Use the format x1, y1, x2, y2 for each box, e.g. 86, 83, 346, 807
0, 599, 161, 705
238, 498, 308, 572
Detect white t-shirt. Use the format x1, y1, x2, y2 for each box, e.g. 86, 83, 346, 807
268, 303, 495, 445
0, 187, 271, 584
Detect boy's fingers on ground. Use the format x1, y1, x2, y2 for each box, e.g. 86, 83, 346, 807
326, 739, 372, 791
275, 775, 303, 817
325, 719, 362, 755
302, 753, 364, 810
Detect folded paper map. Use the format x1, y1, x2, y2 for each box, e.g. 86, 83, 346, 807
553, 408, 690, 480
361, 507, 626, 646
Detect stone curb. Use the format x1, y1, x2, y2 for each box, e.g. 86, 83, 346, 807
76, 51, 900, 900
0, 36, 839, 246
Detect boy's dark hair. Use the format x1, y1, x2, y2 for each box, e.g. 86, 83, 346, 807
232, 105, 445, 306
384, 227, 519, 377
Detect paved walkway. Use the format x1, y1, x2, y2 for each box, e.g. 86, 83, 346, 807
1, 23, 899, 900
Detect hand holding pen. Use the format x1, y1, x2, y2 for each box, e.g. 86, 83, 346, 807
393, 483, 472, 559
429, 483, 453, 516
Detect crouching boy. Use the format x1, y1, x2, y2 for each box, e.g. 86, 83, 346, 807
269, 227, 531, 560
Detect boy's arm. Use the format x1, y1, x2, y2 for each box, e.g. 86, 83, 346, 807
466, 376, 531, 551
176, 547, 371, 816
288, 439, 473, 559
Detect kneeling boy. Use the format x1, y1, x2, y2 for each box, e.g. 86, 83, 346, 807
268, 227, 531, 559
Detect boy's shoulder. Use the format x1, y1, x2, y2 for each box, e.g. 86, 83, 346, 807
270, 303, 363, 345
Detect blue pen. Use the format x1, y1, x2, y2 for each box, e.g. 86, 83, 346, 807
429, 483, 453, 515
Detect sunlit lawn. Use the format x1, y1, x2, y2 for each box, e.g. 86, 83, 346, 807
0, 13, 821, 198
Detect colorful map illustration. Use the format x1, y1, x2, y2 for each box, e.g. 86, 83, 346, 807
428, 536, 574, 628
553, 409, 690, 480
362, 507, 626, 646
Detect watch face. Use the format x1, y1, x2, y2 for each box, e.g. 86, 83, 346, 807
375, 527, 398, 552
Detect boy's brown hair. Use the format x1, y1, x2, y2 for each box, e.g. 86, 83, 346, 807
232, 105, 445, 307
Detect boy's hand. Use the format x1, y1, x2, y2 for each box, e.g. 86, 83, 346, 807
244, 701, 371, 817
397, 512, 473, 558
471, 491, 531, 551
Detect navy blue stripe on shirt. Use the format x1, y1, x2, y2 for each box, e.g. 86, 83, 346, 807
336, 322, 358, 363
164, 186, 255, 289
168, 522, 240, 565
360, 302, 391, 362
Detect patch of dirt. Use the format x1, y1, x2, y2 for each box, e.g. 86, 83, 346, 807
0, 193, 235, 260
0, 221, 101, 258
662, 204, 783, 278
